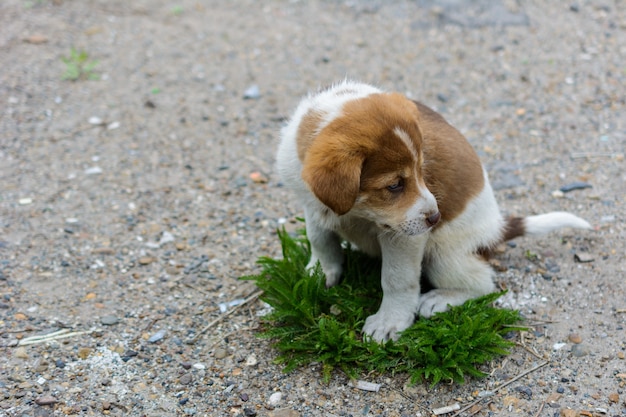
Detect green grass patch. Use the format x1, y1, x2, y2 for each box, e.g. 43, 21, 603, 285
61, 48, 99, 81
242, 227, 525, 385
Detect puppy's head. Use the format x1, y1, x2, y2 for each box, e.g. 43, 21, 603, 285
299, 92, 440, 235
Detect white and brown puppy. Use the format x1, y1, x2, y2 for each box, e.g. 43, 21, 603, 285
276, 81, 590, 342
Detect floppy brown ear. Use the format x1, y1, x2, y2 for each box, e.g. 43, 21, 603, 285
301, 130, 364, 215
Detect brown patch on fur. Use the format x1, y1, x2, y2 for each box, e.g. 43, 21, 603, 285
477, 216, 526, 258
412, 101, 485, 223
296, 110, 324, 162
299, 93, 486, 222
300, 93, 422, 215
502, 216, 526, 241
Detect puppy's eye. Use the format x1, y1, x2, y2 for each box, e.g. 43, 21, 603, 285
386, 179, 404, 193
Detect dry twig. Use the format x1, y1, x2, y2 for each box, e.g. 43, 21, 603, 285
185, 290, 262, 344
516, 342, 545, 360
570, 151, 623, 159
451, 361, 549, 417
533, 401, 546, 417
18, 329, 92, 346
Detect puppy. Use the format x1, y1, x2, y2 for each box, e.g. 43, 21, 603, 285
276, 81, 591, 342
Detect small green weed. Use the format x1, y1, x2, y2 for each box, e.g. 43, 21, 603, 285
61, 48, 99, 81
525, 249, 538, 261
243, 227, 525, 385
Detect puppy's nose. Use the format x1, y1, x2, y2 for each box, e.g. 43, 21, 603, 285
426, 211, 441, 227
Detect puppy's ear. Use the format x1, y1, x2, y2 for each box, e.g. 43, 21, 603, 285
301, 130, 364, 215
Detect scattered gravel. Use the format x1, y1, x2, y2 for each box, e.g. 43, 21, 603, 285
1, 0, 625, 416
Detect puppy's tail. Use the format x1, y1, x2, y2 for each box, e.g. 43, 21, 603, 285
502, 211, 591, 241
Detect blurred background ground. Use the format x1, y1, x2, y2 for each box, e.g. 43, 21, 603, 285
0, 1, 625, 416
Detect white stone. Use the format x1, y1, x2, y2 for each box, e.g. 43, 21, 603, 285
268, 392, 282, 406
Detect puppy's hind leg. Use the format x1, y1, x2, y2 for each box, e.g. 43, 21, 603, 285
419, 250, 495, 318
304, 208, 344, 288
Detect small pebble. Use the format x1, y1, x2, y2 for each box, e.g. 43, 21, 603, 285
92, 247, 114, 256
559, 181, 592, 193
353, 380, 381, 392
568, 333, 582, 344
123, 349, 138, 358
14, 347, 29, 359
557, 386, 565, 394
243, 408, 257, 417
138, 256, 155, 265
608, 393, 619, 403
84, 166, 103, 175
100, 315, 119, 325
240, 393, 249, 402
159, 231, 175, 245
268, 392, 283, 406
179, 373, 192, 385
35, 395, 58, 406
78, 347, 92, 359
148, 329, 166, 343
515, 385, 532, 399
269, 410, 300, 417
214, 348, 228, 359
181, 361, 192, 370
560, 409, 577, 417
245, 353, 258, 366
249, 171, 268, 184
55, 359, 66, 368
243, 84, 261, 99
88, 116, 103, 125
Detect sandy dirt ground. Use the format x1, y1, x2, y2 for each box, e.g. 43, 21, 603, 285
1, 1, 625, 416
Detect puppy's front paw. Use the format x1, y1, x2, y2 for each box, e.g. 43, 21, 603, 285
419, 290, 471, 318
306, 258, 342, 288
362, 309, 415, 342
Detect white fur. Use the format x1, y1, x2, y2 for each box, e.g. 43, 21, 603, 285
399, 187, 439, 235
524, 212, 591, 234
393, 127, 418, 160
276, 81, 590, 342
420, 171, 502, 317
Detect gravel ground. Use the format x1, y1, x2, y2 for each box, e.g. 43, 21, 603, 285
1, 1, 625, 416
